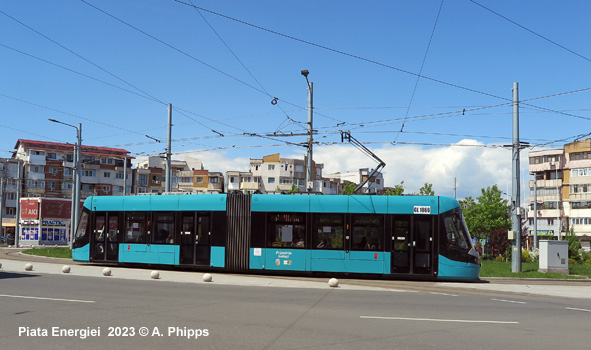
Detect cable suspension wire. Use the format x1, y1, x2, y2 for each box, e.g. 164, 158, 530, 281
469, 0, 591, 64
0, 9, 164, 105
395, 0, 445, 144
173, 0, 591, 122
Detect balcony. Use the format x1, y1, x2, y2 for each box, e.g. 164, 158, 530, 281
570, 193, 591, 201
25, 154, 46, 165
27, 172, 45, 181
241, 182, 261, 191
529, 179, 562, 188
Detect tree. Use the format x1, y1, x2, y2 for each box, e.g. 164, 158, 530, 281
462, 185, 511, 240
286, 183, 300, 194
341, 183, 356, 195
384, 181, 405, 196
418, 183, 435, 196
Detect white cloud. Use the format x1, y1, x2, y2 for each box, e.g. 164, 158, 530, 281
153, 139, 531, 200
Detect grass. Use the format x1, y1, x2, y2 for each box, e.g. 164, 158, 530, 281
22, 247, 72, 259
480, 259, 591, 279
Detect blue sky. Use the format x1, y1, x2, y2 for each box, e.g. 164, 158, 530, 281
1, 0, 590, 198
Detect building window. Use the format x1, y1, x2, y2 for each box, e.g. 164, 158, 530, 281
7, 208, 16, 216
66, 154, 74, 162
48, 167, 57, 176
195, 177, 204, 184
210, 177, 219, 184
101, 158, 114, 165
547, 218, 554, 225
268, 164, 275, 170
62, 182, 72, 190
30, 165, 44, 173
268, 177, 275, 184
47, 153, 56, 159
82, 170, 96, 177
103, 186, 110, 193
115, 172, 124, 179
104, 172, 111, 178
47, 182, 56, 191
571, 168, 591, 177
139, 174, 148, 185
64, 168, 73, 176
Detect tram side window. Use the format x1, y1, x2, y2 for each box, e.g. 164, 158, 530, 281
351, 215, 383, 251
153, 213, 175, 244
125, 213, 147, 243
442, 210, 470, 250
73, 210, 90, 248
267, 213, 306, 248
313, 214, 344, 249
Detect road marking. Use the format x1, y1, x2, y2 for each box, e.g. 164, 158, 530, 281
491, 298, 527, 304
0, 294, 95, 303
566, 307, 591, 313
360, 316, 518, 324
430, 292, 458, 297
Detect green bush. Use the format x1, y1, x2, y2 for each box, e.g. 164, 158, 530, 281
568, 258, 577, 265
521, 249, 532, 263
495, 255, 505, 262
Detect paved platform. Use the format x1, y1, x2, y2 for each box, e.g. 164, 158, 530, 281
2, 250, 591, 299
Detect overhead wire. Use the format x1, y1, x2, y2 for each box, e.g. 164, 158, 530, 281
469, 0, 591, 64
395, 0, 445, 144
173, 0, 591, 122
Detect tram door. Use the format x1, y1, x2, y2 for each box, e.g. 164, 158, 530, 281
391, 216, 433, 275
180, 213, 211, 266
91, 213, 120, 262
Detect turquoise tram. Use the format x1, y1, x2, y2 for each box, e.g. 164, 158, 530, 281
72, 193, 480, 280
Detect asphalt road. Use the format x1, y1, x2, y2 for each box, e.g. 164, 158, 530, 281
1, 268, 590, 350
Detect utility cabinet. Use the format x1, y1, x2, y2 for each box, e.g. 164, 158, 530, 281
539, 240, 569, 274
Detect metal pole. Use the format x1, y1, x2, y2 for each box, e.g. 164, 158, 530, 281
511, 82, 522, 273
0, 178, 4, 238
166, 104, 173, 193
556, 163, 560, 240
15, 160, 22, 248
306, 82, 313, 191
69, 143, 76, 248
73, 123, 82, 245
123, 155, 127, 196
533, 178, 538, 249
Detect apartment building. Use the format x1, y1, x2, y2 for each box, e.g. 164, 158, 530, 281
135, 156, 224, 194
528, 139, 591, 249
230, 153, 325, 194
324, 168, 385, 194
13, 139, 132, 200
0, 158, 19, 237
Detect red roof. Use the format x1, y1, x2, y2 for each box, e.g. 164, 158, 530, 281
15, 139, 133, 158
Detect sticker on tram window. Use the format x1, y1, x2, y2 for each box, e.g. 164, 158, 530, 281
253, 248, 262, 256
413, 206, 431, 214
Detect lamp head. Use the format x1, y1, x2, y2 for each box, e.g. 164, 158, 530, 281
301, 70, 309, 78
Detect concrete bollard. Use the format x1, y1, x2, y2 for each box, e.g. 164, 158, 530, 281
24, 263, 33, 271
102, 267, 112, 276
150, 271, 160, 279
328, 278, 339, 288
203, 273, 213, 282
62, 265, 71, 273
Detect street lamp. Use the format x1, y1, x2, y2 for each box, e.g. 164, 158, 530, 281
301, 70, 313, 192
49, 118, 81, 248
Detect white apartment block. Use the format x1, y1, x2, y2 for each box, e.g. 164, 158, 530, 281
527, 139, 591, 249
324, 168, 384, 194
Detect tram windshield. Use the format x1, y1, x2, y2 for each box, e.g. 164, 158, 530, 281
442, 209, 472, 250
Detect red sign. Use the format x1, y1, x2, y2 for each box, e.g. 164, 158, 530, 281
20, 200, 40, 219
41, 200, 71, 219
